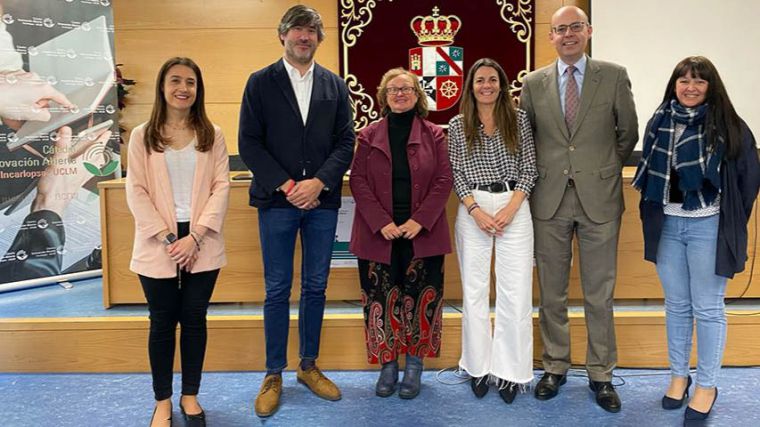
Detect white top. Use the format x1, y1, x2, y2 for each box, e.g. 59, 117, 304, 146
664, 123, 720, 218
164, 141, 197, 222
282, 57, 314, 125
0, 22, 23, 72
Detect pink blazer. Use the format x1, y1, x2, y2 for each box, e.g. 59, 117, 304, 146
126, 123, 230, 278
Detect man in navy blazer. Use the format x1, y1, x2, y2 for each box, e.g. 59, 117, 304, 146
238, 5, 355, 418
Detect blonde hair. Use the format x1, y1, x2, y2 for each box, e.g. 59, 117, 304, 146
376, 68, 428, 117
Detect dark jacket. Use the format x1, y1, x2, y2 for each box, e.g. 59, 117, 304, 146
238, 59, 355, 209
640, 120, 760, 278
349, 115, 453, 264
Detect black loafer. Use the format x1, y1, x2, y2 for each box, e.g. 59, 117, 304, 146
589, 380, 621, 413
470, 376, 489, 398
662, 375, 692, 410
535, 372, 566, 400
180, 402, 206, 427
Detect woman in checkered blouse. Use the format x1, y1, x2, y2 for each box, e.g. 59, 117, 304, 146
447, 58, 538, 404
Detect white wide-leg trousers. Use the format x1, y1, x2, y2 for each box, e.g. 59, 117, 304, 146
456, 189, 534, 384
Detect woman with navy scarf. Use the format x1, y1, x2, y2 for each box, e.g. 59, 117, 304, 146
633, 56, 759, 423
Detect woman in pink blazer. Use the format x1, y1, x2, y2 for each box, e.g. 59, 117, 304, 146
126, 57, 229, 427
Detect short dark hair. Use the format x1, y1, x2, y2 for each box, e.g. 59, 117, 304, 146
278, 5, 325, 44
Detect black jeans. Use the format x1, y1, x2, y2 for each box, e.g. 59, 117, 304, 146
139, 222, 219, 400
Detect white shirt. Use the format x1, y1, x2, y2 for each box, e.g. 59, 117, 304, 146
282, 57, 314, 125
557, 55, 587, 114
164, 141, 197, 222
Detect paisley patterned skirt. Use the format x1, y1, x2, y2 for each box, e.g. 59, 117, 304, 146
357, 239, 444, 364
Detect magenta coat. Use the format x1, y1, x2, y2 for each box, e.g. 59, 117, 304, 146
349, 115, 453, 264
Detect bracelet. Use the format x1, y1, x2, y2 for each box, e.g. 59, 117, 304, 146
283, 180, 296, 196
467, 203, 480, 215
189, 232, 202, 251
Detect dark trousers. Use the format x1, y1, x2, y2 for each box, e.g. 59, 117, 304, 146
358, 239, 444, 364
257, 207, 338, 373
139, 222, 219, 400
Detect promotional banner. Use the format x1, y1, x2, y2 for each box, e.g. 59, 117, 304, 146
339, 0, 535, 131
0, 0, 118, 290
332, 196, 357, 268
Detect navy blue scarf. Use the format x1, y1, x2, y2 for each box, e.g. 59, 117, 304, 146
633, 100, 723, 210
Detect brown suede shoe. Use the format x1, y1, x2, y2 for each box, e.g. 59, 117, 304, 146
254, 374, 282, 417
296, 365, 342, 401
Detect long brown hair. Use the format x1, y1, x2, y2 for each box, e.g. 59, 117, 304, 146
144, 57, 214, 153
662, 56, 741, 159
376, 67, 428, 117
460, 58, 518, 154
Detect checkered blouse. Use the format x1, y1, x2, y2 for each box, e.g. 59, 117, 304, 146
447, 109, 538, 200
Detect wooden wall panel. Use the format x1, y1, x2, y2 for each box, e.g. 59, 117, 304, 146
3, 314, 759, 372
115, 29, 340, 106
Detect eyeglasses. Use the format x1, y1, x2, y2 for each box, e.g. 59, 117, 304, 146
386, 86, 415, 95
551, 21, 587, 35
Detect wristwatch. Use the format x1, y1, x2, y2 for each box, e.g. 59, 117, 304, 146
162, 233, 177, 245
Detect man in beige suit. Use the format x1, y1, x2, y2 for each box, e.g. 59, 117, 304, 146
519, 6, 637, 413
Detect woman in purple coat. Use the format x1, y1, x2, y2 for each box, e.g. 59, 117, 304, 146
349, 67, 453, 400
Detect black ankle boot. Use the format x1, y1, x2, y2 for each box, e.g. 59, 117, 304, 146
398, 355, 423, 399
375, 361, 399, 397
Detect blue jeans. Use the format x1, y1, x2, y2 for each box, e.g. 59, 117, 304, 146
258, 207, 338, 373
656, 214, 727, 388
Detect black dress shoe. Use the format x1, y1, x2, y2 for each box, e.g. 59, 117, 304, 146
684, 388, 718, 422
662, 375, 692, 410
470, 376, 489, 398
180, 402, 206, 427
149, 404, 172, 427
498, 382, 518, 404
589, 380, 621, 413
534, 372, 566, 401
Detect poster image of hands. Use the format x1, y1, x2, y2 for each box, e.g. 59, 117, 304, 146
0, 0, 118, 289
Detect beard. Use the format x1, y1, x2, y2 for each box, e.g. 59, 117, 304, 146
285, 40, 316, 65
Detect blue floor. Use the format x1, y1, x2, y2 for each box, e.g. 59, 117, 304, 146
1, 368, 760, 426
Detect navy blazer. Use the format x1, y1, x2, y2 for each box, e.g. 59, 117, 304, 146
238, 59, 355, 209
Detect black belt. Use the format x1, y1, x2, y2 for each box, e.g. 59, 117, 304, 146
471, 181, 518, 193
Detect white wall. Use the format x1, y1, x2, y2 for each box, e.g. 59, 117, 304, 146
591, 0, 760, 149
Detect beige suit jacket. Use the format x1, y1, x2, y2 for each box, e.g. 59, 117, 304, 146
520, 57, 638, 223
126, 123, 230, 278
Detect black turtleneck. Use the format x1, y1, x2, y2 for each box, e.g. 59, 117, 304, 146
388, 109, 415, 224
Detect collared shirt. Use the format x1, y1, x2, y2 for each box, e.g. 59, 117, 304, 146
557, 54, 587, 113
282, 57, 314, 125
447, 109, 538, 199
